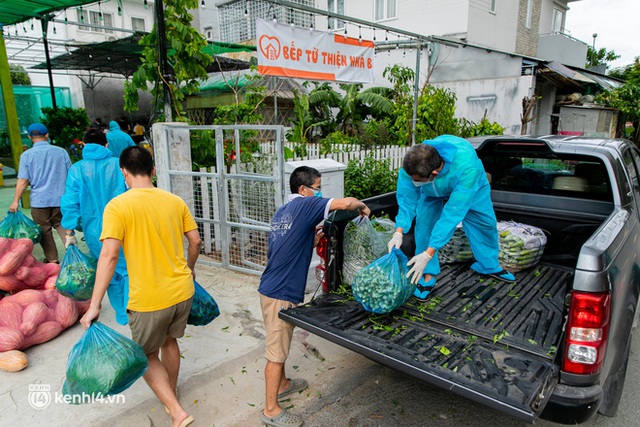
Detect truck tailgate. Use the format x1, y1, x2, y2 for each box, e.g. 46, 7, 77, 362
280, 263, 571, 422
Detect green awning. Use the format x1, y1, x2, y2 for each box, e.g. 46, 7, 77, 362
0, 0, 99, 26
199, 72, 253, 94
201, 41, 256, 56
31, 34, 255, 76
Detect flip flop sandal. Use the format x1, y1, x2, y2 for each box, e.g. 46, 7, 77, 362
486, 269, 516, 283
413, 277, 436, 302
178, 415, 194, 427
260, 408, 303, 427
277, 378, 308, 400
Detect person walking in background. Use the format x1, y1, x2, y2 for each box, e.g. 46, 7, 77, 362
80, 146, 201, 427
9, 123, 72, 263
388, 135, 516, 302
258, 166, 370, 427
132, 120, 146, 144
106, 120, 136, 158
61, 128, 130, 325
133, 120, 145, 136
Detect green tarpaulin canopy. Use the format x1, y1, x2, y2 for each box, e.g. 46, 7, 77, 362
31, 34, 256, 76
0, 0, 99, 26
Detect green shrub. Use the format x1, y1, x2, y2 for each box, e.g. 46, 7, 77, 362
320, 131, 358, 155
358, 119, 394, 149
40, 107, 90, 150
458, 116, 505, 137
344, 153, 398, 200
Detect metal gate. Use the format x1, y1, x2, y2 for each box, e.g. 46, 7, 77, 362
154, 123, 285, 275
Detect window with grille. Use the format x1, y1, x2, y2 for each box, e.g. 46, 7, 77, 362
78, 9, 113, 33
374, 0, 397, 21
328, 0, 344, 30
204, 26, 213, 40
131, 17, 145, 32
218, 0, 313, 43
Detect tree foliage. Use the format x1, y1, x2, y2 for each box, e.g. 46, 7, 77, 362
123, 0, 212, 121
39, 107, 90, 153
596, 83, 640, 144
300, 82, 393, 139
344, 153, 398, 199
586, 47, 620, 69
608, 57, 640, 84
382, 64, 415, 145
9, 64, 30, 85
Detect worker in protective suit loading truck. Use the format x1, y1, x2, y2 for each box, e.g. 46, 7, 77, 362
388, 134, 515, 301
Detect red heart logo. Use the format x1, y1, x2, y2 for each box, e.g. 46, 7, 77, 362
259, 35, 281, 60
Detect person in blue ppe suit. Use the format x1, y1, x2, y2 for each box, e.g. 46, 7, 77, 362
60, 128, 130, 324
106, 119, 136, 158
388, 135, 515, 301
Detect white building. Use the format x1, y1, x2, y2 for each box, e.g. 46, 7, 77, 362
4, 0, 155, 124
211, 0, 608, 136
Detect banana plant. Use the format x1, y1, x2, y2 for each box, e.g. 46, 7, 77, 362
287, 89, 329, 144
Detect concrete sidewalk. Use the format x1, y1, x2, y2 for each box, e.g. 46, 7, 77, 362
0, 178, 354, 427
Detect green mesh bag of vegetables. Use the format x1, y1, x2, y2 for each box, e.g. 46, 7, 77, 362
187, 280, 220, 326
352, 248, 415, 314
343, 216, 395, 285
56, 244, 98, 301
0, 211, 42, 244
63, 322, 148, 402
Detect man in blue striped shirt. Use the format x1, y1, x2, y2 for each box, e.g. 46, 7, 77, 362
9, 123, 72, 263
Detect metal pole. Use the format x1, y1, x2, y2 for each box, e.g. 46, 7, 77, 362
40, 17, 57, 110
591, 33, 597, 67
0, 30, 24, 171
411, 42, 421, 146
155, 0, 172, 121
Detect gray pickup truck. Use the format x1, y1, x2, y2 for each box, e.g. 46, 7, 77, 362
280, 135, 640, 424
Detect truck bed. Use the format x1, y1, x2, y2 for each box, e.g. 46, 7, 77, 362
280, 262, 573, 422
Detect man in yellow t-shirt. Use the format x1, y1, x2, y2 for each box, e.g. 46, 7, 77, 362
80, 146, 201, 427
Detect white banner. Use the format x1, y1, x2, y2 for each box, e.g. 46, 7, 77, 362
256, 18, 375, 84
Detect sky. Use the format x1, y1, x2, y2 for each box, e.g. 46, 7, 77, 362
564, 0, 639, 69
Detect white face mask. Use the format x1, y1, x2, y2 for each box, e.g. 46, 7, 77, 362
412, 180, 429, 187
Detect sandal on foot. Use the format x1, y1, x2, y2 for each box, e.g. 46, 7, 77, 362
178, 415, 194, 427
277, 378, 308, 400
413, 277, 436, 302
260, 408, 303, 427
486, 269, 516, 283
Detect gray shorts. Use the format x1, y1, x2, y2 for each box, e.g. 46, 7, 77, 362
128, 297, 193, 354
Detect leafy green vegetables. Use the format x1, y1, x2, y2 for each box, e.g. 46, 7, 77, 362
497, 221, 546, 272
56, 245, 97, 301
0, 211, 42, 244
439, 225, 474, 264
352, 248, 415, 314
187, 280, 220, 326
63, 322, 148, 402
343, 216, 395, 285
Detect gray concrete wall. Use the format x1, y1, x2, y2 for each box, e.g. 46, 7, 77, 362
81, 77, 153, 125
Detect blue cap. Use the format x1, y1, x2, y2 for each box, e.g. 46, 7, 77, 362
27, 123, 48, 136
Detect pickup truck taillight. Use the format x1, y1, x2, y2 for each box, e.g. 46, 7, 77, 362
315, 236, 329, 293
562, 291, 610, 375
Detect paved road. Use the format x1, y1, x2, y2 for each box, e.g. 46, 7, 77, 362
292, 329, 640, 427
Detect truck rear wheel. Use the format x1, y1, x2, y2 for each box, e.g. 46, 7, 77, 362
598, 325, 633, 416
